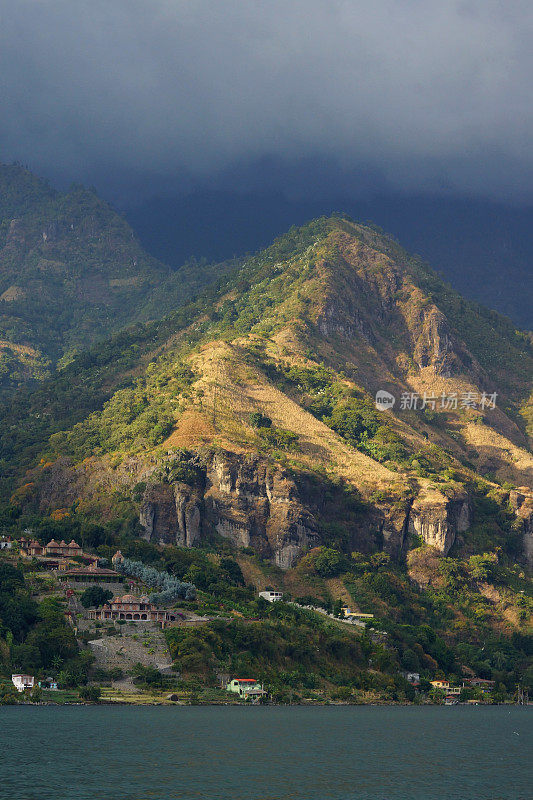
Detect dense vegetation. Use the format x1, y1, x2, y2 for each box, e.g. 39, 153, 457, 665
0, 562, 92, 689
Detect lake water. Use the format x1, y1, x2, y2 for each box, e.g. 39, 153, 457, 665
1, 706, 531, 800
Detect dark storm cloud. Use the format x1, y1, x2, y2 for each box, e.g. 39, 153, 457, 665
0, 0, 531, 200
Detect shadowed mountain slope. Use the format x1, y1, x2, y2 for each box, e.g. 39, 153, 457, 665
0, 164, 233, 389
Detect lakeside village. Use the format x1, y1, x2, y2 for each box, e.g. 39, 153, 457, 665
0, 534, 529, 706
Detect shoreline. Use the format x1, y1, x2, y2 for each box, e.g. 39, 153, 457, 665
9, 699, 528, 708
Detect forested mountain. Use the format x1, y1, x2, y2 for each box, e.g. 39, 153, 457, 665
1, 215, 531, 700
0, 164, 233, 389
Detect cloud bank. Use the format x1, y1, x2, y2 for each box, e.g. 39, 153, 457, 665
0, 0, 531, 200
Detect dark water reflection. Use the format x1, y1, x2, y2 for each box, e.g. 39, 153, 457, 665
1, 706, 531, 800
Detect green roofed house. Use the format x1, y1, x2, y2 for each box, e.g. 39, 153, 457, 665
226, 678, 266, 701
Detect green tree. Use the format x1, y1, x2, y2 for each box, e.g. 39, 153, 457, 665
80, 586, 113, 608
314, 548, 345, 578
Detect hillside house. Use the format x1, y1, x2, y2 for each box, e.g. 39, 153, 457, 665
19, 538, 45, 557
19, 537, 86, 559
0, 536, 13, 549
44, 539, 83, 557
431, 680, 462, 695
258, 591, 283, 602
88, 593, 181, 624
57, 561, 123, 584
430, 680, 450, 690
12, 674, 34, 692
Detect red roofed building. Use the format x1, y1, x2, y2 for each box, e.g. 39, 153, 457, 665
226, 678, 265, 700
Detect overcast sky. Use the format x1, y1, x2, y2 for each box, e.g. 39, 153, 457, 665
1, 0, 531, 202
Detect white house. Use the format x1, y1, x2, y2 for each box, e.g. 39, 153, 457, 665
226, 678, 265, 700
259, 591, 283, 603
12, 674, 34, 692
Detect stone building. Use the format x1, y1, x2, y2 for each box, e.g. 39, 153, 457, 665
88, 593, 181, 623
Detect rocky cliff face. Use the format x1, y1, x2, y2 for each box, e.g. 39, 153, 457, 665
407, 487, 471, 554
509, 488, 533, 567
139, 451, 320, 568
137, 451, 477, 565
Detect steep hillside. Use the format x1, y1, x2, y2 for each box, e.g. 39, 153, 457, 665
0, 164, 231, 389
0, 216, 531, 698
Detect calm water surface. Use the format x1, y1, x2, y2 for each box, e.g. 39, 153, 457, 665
1, 706, 531, 800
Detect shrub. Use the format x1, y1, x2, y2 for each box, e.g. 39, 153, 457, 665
79, 684, 101, 702
249, 412, 272, 428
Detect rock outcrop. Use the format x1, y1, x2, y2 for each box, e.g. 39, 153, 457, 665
509, 488, 533, 566
407, 487, 471, 554
140, 451, 320, 568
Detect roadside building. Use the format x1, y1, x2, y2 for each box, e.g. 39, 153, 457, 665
341, 606, 374, 621
258, 591, 283, 603
12, 674, 34, 692
226, 678, 266, 700
88, 593, 181, 624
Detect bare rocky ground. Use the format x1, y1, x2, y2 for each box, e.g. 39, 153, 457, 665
79, 606, 213, 689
